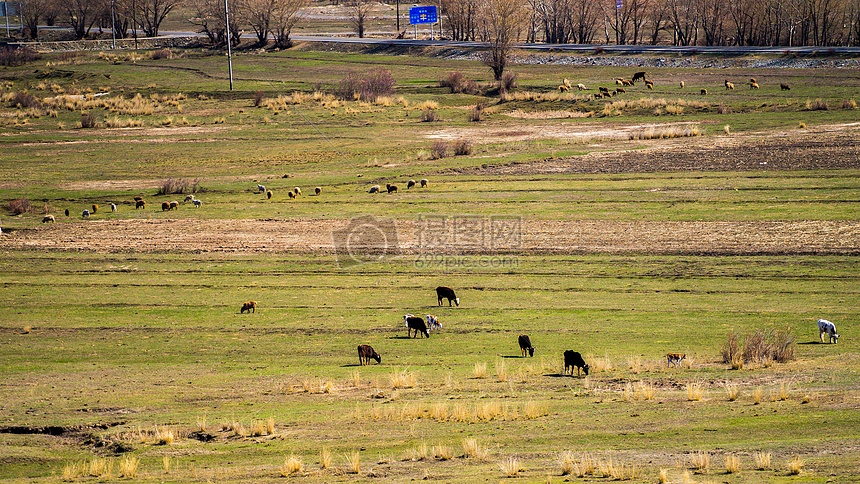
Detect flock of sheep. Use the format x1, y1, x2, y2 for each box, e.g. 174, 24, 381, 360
564, 71, 793, 99
369, 178, 428, 194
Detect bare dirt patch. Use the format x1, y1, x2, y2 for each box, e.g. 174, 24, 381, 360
3, 218, 858, 255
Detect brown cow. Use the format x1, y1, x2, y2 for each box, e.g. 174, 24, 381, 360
357, 344, 381, 365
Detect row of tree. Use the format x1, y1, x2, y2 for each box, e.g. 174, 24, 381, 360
14, 0, 860, 47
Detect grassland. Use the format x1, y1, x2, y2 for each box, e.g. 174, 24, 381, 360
0, 43, 858, 483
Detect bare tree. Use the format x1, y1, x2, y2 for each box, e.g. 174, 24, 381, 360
569, 0, 600, 43
271, 0, 306, 46
666, 0, 697, 45
240, 0, 276, 44
697, 0, 726, 45
531, 0, 572, 43
478, 0, 528, 80
645, 0, 671, 44
442, 0, 479, 40
65, 0, 105, 39
138, 0, 181, 37
189, 0, 242, 45
346, 0, 373, 38
20, 0, 55, 39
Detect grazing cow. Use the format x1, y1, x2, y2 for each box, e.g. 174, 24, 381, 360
563, 350, 589, 376
632, 71, 646, 83
518, 334, 535, 357
818, 319, 839, 344
426, 314, 441, 331
357, 344, 382, 365
666, 353, 686, 367
404, 314, 429, 338
240, 301, 257, 313
436, 286, 459, 307
169, 201, 179, 210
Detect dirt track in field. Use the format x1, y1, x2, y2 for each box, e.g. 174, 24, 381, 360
4, 218, 859, 255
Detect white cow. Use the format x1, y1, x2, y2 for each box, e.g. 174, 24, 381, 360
818, 319, 839, 344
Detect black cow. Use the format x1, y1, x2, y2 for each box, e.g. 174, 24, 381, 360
563, 350, 589, 376
436, 286, 459, 307
518, 335, 535, 357
357, 344, 381, 365
632, 71, 646, 83
404, 314, 430, 338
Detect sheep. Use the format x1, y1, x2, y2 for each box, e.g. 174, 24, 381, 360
598, 86, 609, 94
368, 185, 381, 194
192, 199, 202, 208
92, 204, 98, 213
563, 78, 571, 88
42, 214, 55, 223
82, 209, 90, 217
407, 179, 416, 189
518, 334, 535, 357
288, 190, 295, 199
358, 344, 382, 365
632, 71, 646, 83
563, 350, 589, 376
420, 179, 428, 188
724, 80, 735, 90
294, 187, 302, 196
162, 201, 170, 211
679, 81, 685, 88
594, 93, 603, 99
615, 78, 624, 86
604, 91, 613, 98
558, 84, 569, 92
64, 209, 70, 216
169, 201, 179, 210
240, 300, 257, 313
622, 79, 633, 86
666, 353, 686, 367
700, 89, 708, 95
780, 83, 791, 91
749, 77, 757, 84
267, 190, 273, 199
386, 184, 397, 194
749, 81, 760, 89
314, 187, 322, 195
616, 87, 626, 94
436, 286, 459, 307
404, 314, 429, 338
184, 195, 195, 202
136, 200, 146, 209
257, 184, 266, 193
110, 203, 117, 212
576, 83, 587, 91
644, 79, 654, 89
818, 319, 838, 344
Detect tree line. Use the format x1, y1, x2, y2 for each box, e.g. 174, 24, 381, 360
13, 0, 860, 47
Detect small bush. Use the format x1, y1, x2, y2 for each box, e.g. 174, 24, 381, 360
468, 103, 485, 122
720, 332, 743, 369
771, 328, 796, 363
80, 113, 98, 129
453, 139, 472, 156
253, 90, 265, 107
473, 362, 487, 378
498, 457, 521, 477
156, 178, 201, 195
743, 329, 773, 364
280, 454, 303, 476
843, 99, 858, 109
339, 70, 395, 102
431, 141, 450, 160
717, 103, 731, 114
0, 46, 40, 66
500, 72, 518, 93
421, 108, 439, 122
441, 71, 479, 94
725, 455, 741, 474
150, 49, 173, 60
805, 98, 828, 111
788, 456, 803, 475
9, 91, 41, 109
754, 451, 771, 470
3, 197, 31, 215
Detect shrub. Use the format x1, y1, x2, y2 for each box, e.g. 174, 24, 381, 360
9, 91, 41, 109
339, 70, 395, 102
754, 451, 771, 470
430, 141, 450, 160
771, 328, 796, 363
720, 332, 743, 369
3, 198, 31, 215
156, 178, 201, 195
805, 98, 828, 111
842, 99, 857, 109
468, 103, 485, 122
742, 329, 773, 364
441, 71, 479, 95
150, 49, 173, 60
80, 113, 98, 129
421, 108, 439, 122
500, 72, 518, 93
498, 457, 521, 477
253, 90, 265, 107
0, 46, 40, 66
716, 103, 731, 114
453, 139, 472, 155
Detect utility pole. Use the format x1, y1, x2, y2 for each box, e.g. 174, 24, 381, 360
224, 0, 234, 91
396, 0, 399, 33
132, 0, 138, 49
111, 0, 116, 49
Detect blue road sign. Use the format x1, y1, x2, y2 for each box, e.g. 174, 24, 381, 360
409, 6, 438, 25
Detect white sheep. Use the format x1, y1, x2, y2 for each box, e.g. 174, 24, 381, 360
368, 185, 381, 193
110, 203, 117, 212
184, 195, 194, 202
42, 214, 55, 223
193, 199, 202, 208
294, 187, 302, 196
82, 209, 90, 217
576, 83, 586, 91
257, 184, 266, 193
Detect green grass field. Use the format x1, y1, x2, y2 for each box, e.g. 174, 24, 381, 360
0, 44, 858, 483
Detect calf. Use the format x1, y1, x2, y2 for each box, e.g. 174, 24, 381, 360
404, 314, 429, 338
357, 344, 381, 365
518, 334, 535, 357
436, 286, 459, 307
426, 314, 441, 331
240, 301, 257, 313
666, 353, 686, 367
818, 319, 839, 344
563, 350, 589, 376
